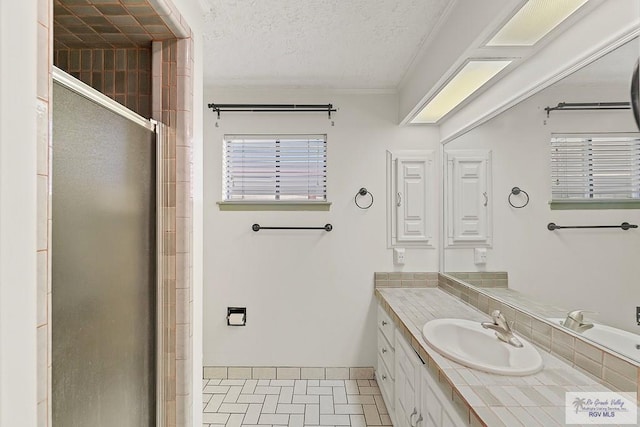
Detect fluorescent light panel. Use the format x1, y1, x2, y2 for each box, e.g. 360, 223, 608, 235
487, 0, 589, 46
411, 60, 512, 123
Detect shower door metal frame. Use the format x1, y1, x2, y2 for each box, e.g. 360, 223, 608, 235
52, 66, 165, 427
154, 121, 167, 427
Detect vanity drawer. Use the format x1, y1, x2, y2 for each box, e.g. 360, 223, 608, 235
377, 329, 395, 378
377, 354, 394, 409
377, 305, 396, 345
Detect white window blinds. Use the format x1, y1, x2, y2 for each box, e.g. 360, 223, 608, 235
223, 134, 327, 202
551, 133, 640, 201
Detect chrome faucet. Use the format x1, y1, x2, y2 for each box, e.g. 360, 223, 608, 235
481, 310, 523, 348
562, 310, 595, 333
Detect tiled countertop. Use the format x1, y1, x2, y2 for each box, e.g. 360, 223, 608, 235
375, 287, 630, 427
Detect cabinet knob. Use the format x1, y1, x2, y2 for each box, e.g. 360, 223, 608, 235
382, 374, 387, 380
381, 320, 388, 326
382, 348, 387, 353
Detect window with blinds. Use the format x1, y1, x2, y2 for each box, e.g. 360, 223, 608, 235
223, 134, 327, 202
551, 133, 640, 206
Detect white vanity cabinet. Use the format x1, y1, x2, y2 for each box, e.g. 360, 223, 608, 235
376, 305, 396, 418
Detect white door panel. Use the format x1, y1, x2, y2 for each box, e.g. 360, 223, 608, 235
446, 150, 492, 247
395, 156, 432, 244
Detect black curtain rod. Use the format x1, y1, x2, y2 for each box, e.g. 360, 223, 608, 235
252, 223, 333, 232
547, 222, 637, 231
208, 103, 337, 119
545, 102, 630, 117
216, 109, 332, 113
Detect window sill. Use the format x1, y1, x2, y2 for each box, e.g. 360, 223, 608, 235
217, 201, 332, 211
550, 200, 640, 210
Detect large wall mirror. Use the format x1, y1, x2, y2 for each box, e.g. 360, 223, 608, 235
443, 35, 640, 363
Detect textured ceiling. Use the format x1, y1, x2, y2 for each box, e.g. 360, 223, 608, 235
203, 0, 451, 89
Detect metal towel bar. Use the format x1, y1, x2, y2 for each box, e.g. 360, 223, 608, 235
252, 223, 333, 232
547, 222, 637, 231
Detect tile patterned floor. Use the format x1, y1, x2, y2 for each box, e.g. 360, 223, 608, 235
202, 379, 392, 427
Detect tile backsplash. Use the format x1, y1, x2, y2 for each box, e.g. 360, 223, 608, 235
447, 271, 508, 288
374, 272, 439, 288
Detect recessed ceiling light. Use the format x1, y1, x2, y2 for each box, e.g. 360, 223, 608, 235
487, 0, 589, 46
411, 60, 512, 124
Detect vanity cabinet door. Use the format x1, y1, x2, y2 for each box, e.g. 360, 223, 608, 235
395, 333, 423, 427
420, 367, 466, 427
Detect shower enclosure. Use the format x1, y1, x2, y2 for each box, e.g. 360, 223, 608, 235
52, 69, 161, 426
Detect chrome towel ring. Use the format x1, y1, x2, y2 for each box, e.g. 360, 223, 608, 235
355, 187, 374, 209
508, 187, 529, 208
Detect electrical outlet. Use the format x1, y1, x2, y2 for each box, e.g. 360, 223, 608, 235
393, 248, 405, 265
474, 248, 487, 265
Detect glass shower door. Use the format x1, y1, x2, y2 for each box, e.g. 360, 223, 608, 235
52, 78, 156, 427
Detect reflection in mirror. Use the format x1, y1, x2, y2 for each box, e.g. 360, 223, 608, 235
443, 37, 640, 363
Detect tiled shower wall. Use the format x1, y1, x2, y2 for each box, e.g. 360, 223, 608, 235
53, 47, 152, 117
152, 35, 194, 426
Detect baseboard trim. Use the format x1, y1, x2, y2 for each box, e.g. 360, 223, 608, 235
203, 366, 375, 381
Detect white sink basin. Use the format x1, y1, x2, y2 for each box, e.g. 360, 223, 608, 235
422, 318, 543, 376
